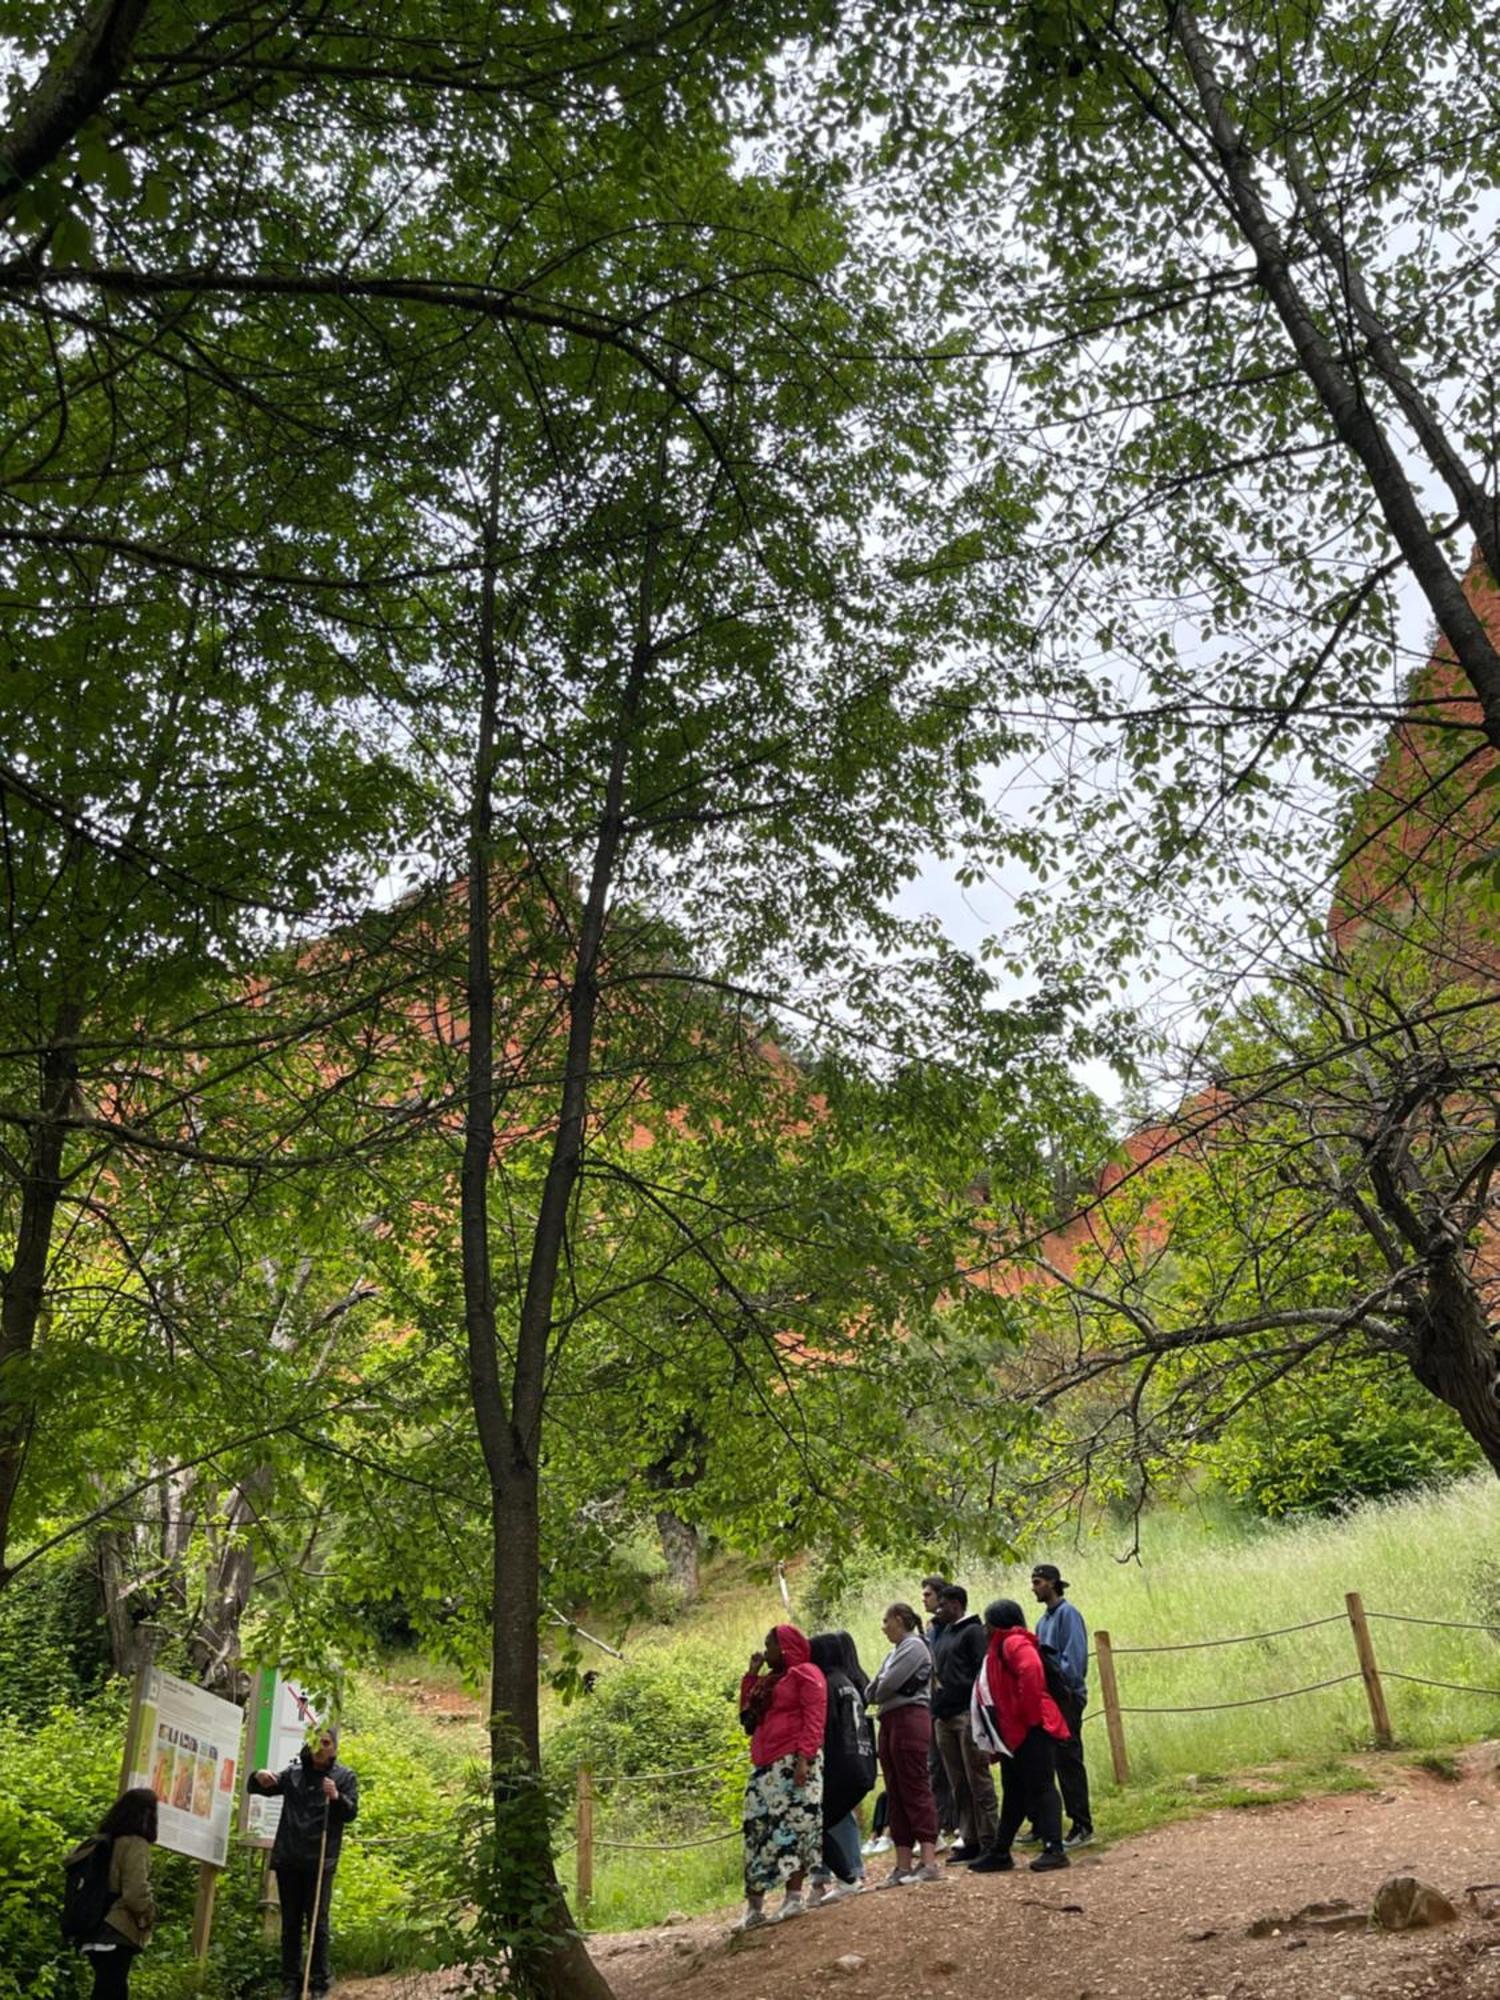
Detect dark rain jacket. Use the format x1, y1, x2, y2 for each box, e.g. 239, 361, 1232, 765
931, 1614, 989, 1720
248, 1749, 359, 1871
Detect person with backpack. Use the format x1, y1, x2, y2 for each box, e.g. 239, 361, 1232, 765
247, 1724, 359, 1999
62, 1787, 158, 1999
1031, 1563, 1094, 1847
865, 1602, 941, 1885
929, 1583, 998, 1863
967, 1598, 1071, 1875
807, 1631, 877, 1901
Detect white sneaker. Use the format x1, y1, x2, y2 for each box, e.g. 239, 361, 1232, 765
732, 1906, 768, 1933
772, 1893, 805, 1923
861, 1834, 893, 1856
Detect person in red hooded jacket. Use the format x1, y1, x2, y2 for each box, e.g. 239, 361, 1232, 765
967, 1598, 1071, 1875
733, 1624, 827, 1931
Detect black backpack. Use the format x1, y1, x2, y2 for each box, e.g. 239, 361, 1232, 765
61, 1836, 114, 1944
830, 1681, 876, 1789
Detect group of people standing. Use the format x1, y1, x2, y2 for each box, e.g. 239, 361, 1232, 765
735, 1565, 1094, 1930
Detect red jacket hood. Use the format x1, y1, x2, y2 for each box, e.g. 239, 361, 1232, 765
741, 1625, 826, 1767
775, 1624, 811, 1669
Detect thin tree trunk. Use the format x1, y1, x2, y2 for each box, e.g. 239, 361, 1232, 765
461, 450, 624, 2000
0, 1004, 82, 1587
1166, 0, 1500, 746
95, 1521, 155, 1678
1279, 145, 1500, 587
186, 1467, 269, 1699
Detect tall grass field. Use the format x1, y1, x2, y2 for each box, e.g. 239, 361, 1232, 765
553, 1476, 1500, 1926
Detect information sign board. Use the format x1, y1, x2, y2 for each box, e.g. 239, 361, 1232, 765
123, 1667, 244, 1868
240, 1669, 323, 1848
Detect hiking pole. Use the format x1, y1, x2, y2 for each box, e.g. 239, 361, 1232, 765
299, 1789, 332, 2000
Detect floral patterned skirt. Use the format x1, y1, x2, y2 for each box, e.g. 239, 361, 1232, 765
742, 1752, 824, 1895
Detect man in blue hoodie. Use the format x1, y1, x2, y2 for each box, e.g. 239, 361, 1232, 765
1031, 1565, 1093, 1847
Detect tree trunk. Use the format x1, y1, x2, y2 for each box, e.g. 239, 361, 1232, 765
186, 1466, 269, 1700
654, 1510, 701, 1601
0, 0, 151, 207
1407, 1250, 1500, 1477
1166, 0, 1500, 750
460, 452, 618, 2000
0, 1008, 82, 1587
95, 1522, 156, 1678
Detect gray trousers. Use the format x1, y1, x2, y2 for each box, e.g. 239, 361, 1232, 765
933, 1710, 999, 1849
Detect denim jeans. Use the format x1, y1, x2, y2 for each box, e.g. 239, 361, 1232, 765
822, 1810, 864, 1882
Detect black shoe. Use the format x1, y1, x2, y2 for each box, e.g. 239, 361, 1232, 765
968, 1849, 1014, 1873
1030, 1845, 1070, 1872
1065, 1825, 1094, 1849
946, 1843, 982, 1864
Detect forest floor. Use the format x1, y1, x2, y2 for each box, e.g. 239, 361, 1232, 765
342, 1744, 1500, 2000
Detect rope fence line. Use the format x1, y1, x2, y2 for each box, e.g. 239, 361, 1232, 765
590, 1761, 724, 1787
594, 1828, 740, 1853
1367, 1610, 1500, 1634
1383, 1670, 1500, 1699
1111, 1613, 1347, 1655
1091, 1588, 1500, 1788
1107, 1672, 1363, 1716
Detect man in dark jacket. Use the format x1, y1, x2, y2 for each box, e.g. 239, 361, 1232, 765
920, 1574, 959, 1845
248, 1725, 359, 1999
930, 1584, 998, 1862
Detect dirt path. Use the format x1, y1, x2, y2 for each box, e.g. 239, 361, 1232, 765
343, 1748, 1500, 2000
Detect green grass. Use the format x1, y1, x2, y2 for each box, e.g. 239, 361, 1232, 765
825, 1476, 1500, 1787
1409, 1749, 1462, 1781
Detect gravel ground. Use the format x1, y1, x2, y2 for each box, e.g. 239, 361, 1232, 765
340, 1747, 1500, 2000
595, 1751, 1500, 2000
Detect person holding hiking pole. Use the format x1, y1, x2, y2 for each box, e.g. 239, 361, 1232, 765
248, 1724, 358, 2000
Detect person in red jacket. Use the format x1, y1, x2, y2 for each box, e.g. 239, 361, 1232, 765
967, 1599, 1071, 1875
734, 1624, 828, 1931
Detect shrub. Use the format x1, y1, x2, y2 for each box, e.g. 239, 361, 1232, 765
0, 1551, 113, 1726
0, 1690, 133, 2000
543, 1642, 745, 1820
1211, 1365, 1480, 1516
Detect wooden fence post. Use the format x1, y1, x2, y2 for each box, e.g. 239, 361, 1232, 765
259, 1852, 280, 1941
189, 1861, 218, 1960
575, 1766, 594, 1911
1345, 1591, 1393, 1747
1094, 1628, 1130, 1786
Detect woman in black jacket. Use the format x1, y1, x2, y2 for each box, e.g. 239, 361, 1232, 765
807, 1631, 877, 1901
